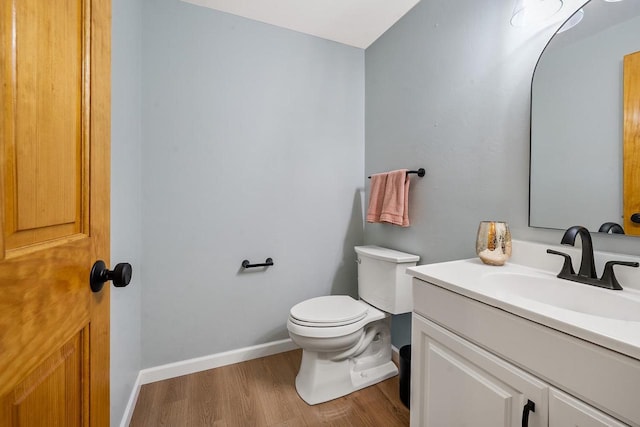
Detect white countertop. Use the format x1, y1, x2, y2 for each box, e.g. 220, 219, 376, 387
407, 240, 640, 361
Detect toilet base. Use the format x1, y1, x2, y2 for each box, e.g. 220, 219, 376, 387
294, 318, 397, 405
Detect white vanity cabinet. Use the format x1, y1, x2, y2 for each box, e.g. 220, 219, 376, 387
410, 276, 640, 427
412, 314, 548, 427
549, 389, 628, 427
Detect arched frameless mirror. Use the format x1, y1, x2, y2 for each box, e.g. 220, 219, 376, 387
529, 0, 640, 236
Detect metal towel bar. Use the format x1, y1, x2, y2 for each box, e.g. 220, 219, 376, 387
367, 168, 425, 179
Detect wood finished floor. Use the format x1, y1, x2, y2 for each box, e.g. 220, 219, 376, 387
130, 349, 409, 427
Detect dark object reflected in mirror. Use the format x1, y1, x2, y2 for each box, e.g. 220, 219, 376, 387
598, 222, 625, 235
529, 0, 640, 236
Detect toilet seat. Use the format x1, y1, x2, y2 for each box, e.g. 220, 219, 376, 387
289, 296, 368, 327
287, 300, 386, 339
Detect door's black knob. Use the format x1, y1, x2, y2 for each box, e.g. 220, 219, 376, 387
631, 213, 640, 224
90, 260, 133, 292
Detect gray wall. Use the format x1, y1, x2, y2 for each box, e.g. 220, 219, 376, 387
140, 0, 365, 367
111, 0, 143, 423
364, 0, 640, 348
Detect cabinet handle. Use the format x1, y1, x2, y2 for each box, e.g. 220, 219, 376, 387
522, 399, 535, 427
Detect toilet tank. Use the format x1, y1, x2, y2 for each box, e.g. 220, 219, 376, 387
354, 245, 420, 314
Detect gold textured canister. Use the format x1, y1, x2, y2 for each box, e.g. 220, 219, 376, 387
476, 221, 512, 266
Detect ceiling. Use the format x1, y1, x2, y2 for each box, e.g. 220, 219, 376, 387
180, 0, 421, 49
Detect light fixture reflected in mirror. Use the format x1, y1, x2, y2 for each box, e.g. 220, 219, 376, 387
557, 8, 584, 33
511, 0, 564, 27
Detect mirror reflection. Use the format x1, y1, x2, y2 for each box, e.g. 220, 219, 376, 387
529, 0, 640, 236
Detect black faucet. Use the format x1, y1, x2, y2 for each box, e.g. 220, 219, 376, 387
560, 225, 596, 279
547, 225, 638, 290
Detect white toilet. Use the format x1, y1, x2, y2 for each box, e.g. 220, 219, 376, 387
287, 245, 419, 405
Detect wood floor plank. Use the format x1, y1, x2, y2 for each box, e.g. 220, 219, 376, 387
130, 349, 409, 427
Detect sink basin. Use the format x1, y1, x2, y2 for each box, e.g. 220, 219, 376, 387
407, 241, 640, 362
481, 271, 640, 322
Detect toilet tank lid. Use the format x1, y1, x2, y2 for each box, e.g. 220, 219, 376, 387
354, 245, 420, 263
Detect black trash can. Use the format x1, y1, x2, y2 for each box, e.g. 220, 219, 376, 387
399, 345, 411, 409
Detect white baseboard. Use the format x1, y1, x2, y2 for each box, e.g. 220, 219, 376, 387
119, 338, 298, 426
120, 372, 143, 427
139, 338, 298, 385
392, 345, 400, 366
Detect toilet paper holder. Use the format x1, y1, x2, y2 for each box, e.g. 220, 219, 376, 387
241, 258, 274, 269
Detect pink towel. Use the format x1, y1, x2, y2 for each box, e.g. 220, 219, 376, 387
366, 169, 410, 227
366, 173, 388, 224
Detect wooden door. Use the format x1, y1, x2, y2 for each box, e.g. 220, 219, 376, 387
623, 50, 640, 235
0, 0, 110, 425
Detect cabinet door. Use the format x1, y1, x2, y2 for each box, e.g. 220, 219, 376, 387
550, 388, 629, 427
411, 314, 548, 427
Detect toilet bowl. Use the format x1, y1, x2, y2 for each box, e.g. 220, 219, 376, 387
287, 246, 420, 405
287, 295, 396, 405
